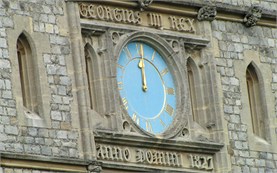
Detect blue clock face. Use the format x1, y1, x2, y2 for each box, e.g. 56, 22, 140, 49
117, 41, 176, 135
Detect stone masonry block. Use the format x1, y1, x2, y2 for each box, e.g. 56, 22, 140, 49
57, 130, 67, 139
5, 125, 18, 135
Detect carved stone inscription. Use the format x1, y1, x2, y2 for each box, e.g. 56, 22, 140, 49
189, 154, 213, 170
96, 143, 214, 171
79, 3, 196, 33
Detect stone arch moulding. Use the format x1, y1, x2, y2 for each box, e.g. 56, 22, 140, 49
113, 31, 189, 139
7, 15, 51, 127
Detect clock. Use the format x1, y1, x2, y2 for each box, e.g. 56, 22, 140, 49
117, 41, 176, 135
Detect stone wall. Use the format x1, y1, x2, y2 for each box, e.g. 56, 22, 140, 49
172, 0, 277, 12
0, 168, 64, 173
212, 19, 277, 172
0, 0, 276, 172
0, 0, 79, 161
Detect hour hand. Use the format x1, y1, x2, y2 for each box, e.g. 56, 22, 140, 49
138, 59, 147, 92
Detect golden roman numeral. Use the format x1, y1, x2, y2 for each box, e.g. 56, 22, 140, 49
145, 120, 153, 133
123, 47, 132, 60
118, 82, 123, 90
122, 97, 128, 110
165, 104, 174, 116
132, 113, 140, 125
136, 43, 140, 56
166, 88, 175, 95
151, 51, 156, 62
159, 118, 166, 127
117, 64, 124, 69
160, 68, 169, 76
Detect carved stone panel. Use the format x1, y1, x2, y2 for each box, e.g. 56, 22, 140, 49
94, 131, 223, 172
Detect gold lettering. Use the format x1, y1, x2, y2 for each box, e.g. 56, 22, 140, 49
117, 64, 124, 69
134, 11, 142, 24
79, 4, 89, 17
145, 150, 153, 164
123, 47, 132, 60
151, 51, 156, 62
169, 16, 195, 33
136, 149, 145, 163
113, 8, 123, 22
122, 97, 128, 110
122, 9, 128, 22
104, 6, 113, 21
118, 82, 123, 90
169, 16, 179, 30
160, 68, 169, 76
88, 5, 96, 18
79, 4, 196, 33
159, 118, 166, 127
165, 104, 174, 116
96, 6, 105, 19
146, 120, 153, 133
123, 148, 131, 161
132, 113, 140, 125
187, 18, 195, 32
167, 88, 175, 95
148, 13, 162, 28
126, 10, 135, 23
189, 154, 214, 170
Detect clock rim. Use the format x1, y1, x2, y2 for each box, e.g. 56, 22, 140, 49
114, 31, 188, 139
118, 43, 174, 134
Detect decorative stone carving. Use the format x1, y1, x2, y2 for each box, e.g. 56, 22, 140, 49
111, 32, 120, 45
123, 121, 131, 132
180, 128, 189, 138
87, 161, 102, 173
137, 0, 153, 11
197, 6, 217, 21
172, 40, 180, 53
206, 121, 216, 129
97, 48, 106, 55
243, 6, 262, 27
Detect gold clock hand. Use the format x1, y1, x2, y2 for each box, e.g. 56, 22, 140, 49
139, 44, 147, 92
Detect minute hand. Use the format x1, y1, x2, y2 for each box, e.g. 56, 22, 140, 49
138, 58, 147, 92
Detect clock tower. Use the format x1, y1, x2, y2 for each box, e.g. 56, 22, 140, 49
71, 1, 227, 172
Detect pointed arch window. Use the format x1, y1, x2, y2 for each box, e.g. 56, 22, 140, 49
84, 44, 95, 109
17, 34, 39, 114
246, 63, 266, 139
187, 57, 206, 126
187, 59, 198, 122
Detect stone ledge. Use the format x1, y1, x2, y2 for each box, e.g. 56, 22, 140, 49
0, 152, 92, 172
81, 21, 210, 50
94, 130, 224, 154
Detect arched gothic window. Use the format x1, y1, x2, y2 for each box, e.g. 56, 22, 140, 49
84, 44, 95, 109
187, 59, 198, 122
187, 57, 206, 126
17, 34, 39, 114
246, 63, 266, 139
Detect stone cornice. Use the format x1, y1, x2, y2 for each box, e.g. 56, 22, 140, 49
94, 130, 224, 154
0, 152, 91, 172
68, 0, 277, 27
